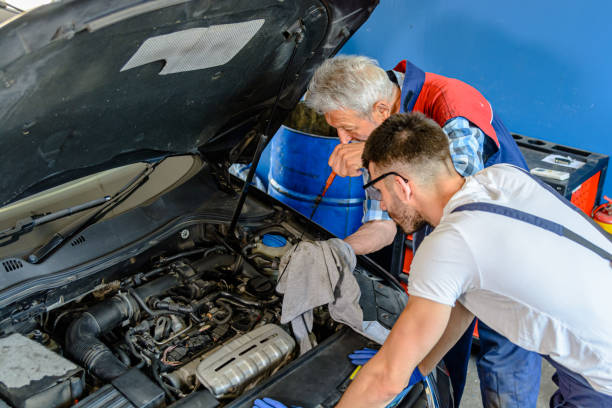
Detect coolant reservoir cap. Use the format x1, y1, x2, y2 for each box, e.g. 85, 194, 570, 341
262, 234, 287, 247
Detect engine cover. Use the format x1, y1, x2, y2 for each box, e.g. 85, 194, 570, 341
195, 324, 295, 397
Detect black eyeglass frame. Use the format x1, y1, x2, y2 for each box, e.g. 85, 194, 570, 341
363, 171, 409, 190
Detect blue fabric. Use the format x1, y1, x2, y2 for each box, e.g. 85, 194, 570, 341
545, 357, 612, 408
440, 319, 477, 406
385, 368, 426, 408
253, 398, 300, 408
362, 190, 393, 222
347, 348, 425, 389
477, 322, 541, 408
399, 60, 426, 113
443, 117, 486, 177
348, 347, 378, 365
485, 112, 529, 170
386, 386, 414, 408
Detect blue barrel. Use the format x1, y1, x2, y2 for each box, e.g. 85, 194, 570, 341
254, 140, 272, 191
267, 126, 365, 238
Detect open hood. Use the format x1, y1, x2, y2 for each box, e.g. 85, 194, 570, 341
0, 0, 377, 206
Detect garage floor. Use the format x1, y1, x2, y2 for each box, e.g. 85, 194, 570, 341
460, 351, 557, 407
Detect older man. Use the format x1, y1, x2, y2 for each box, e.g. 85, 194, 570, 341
305, 56, 536, 407
334, 112, 612, 408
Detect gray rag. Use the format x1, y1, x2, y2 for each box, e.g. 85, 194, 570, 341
276, 238, 363, 354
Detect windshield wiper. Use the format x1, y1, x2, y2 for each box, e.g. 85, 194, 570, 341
26, 163, 158, 264
0, 196, 111, 247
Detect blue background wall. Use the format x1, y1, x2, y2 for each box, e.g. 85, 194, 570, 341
341, 0, 612, 200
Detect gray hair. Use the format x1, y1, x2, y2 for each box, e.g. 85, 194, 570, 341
304, 55, 396, 118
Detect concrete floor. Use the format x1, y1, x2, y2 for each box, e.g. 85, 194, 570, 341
460, 352, 557, 407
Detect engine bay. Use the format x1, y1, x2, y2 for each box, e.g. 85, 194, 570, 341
0, 217, 355, 408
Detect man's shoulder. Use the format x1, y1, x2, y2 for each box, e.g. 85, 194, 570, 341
448, 164, 528, 203
477, 163, 527, 177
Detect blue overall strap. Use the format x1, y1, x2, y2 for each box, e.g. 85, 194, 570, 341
504, 164, 612, 246
451, 202, 612, 262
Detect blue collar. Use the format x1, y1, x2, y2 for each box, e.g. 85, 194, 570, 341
399, 61, 426, 113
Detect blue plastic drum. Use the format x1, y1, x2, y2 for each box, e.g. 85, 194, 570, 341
266, 126, 365, 238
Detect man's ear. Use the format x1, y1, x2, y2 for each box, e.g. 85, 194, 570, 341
393, 175, 412, 202
372, 100, 391, 122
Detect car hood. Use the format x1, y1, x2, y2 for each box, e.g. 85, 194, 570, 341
0, 0, 377, 206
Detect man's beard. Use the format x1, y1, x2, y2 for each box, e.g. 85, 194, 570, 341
386, 196, 428, 234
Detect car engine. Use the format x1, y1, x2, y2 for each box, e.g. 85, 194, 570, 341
0, 221, 345, 408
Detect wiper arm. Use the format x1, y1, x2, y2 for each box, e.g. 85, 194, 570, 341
0, 196, 111, 247
27, 163, 157, 264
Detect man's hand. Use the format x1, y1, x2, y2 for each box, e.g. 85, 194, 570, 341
335, 296, 452, 408
328, 142, 365, 177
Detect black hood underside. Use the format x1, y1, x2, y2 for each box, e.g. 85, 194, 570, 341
0, 0, 377, 206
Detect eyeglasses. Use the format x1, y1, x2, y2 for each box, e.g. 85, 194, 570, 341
362, 171, 409, 201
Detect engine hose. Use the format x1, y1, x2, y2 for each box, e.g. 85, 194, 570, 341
212, 300, 233, 324
191, 253, 237, 274
221, 290, 281, 306
214, 297, 253, 310
247, 253, 277, 263
241, 243, 257, 257
115, 347, 131, 367
65, 275, 179, 381
129, 289, 181, 318
124, 331, 144, 364
203, 245, 226, 257
152, 357, 177, 402
142, 266, 168, 280
157, 248, 208, 266
151, 299, 193, 314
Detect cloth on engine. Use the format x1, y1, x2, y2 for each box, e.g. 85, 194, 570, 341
276, 238, 363, 354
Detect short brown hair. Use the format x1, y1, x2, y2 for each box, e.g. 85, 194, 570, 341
362, 113, 453, 181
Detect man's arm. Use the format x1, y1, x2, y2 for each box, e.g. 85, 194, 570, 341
344, 220, 397, 255
443, 117, 485, 177
336, 296, 452, 408
417, 301, 474, 375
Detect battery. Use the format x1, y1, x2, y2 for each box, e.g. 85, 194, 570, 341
512, 133, 609, 214
0, 333, 84, 408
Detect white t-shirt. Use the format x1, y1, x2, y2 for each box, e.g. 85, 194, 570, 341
408, 164, 612, 395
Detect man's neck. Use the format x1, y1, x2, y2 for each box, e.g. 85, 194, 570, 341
421, 174, 466, 227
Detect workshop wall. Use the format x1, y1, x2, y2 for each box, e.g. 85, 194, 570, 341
341, 0, 612, 200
